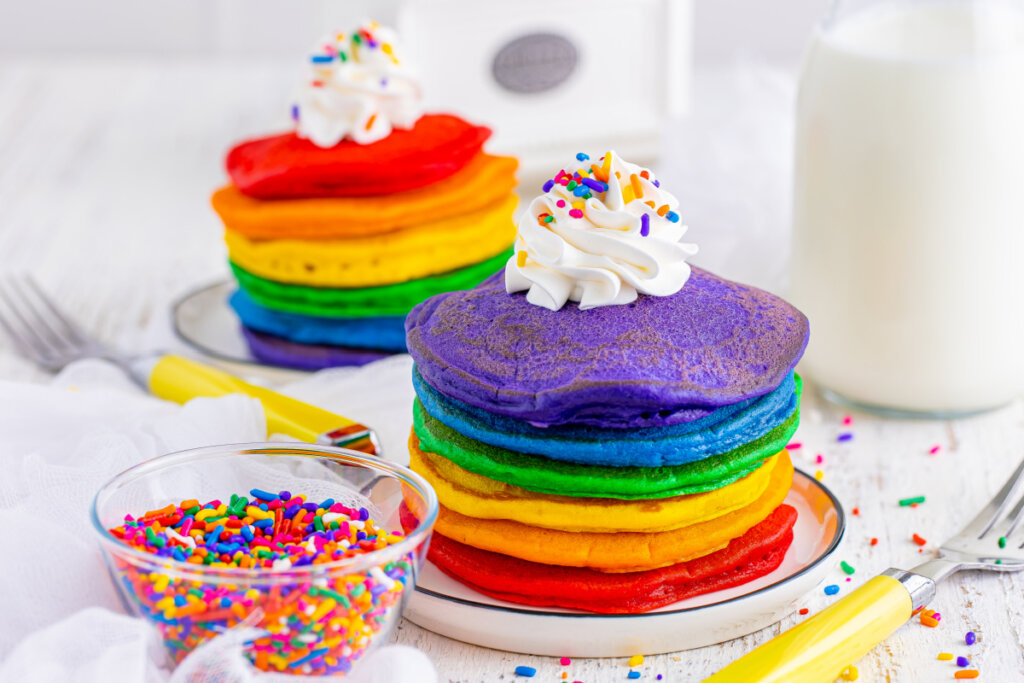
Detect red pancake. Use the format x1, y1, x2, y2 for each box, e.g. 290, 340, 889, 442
226, 114, 491, 199
427, 504, 798, 614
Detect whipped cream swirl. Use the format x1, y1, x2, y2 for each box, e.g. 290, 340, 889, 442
505, 151, 698, 311
293, 22, 422, 147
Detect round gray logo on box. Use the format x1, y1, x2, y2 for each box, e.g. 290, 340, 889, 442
492, 33, 578, 94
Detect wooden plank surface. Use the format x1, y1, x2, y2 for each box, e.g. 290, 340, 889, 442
1, 60, 1022, 682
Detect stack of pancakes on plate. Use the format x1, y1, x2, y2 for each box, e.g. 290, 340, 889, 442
404, 152, 810, 613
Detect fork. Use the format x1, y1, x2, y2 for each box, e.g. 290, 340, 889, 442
707, 457, 1024, 682
0, 275, 382, 455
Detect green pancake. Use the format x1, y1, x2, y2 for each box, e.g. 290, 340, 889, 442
230, 249, 511, 318
411, 390, 801, 501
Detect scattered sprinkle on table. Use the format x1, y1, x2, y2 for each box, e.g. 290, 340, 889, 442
913, 533, 928, 546
998, 536, 1007, 548
107, 490, 412, 674
657, 675, 663, 680
824, 584, 840, 595
966, 631, 977, 645
628, 673, 641, 680
799, 608, 809, 615
787, 441, 802, 450
842, 415, 853, 425
929, 444, 941, 455
815, 470, 825, 481
852, 507, 860, 516
841, 561, 856, 575
955, 671, 980, 679
515, 665, 537, 677
899, 496, 926, 507
841, 665, 859, 681
837, 433, 853, 442
920, 608, 940, 628
870, 537, 878, 546
938, 653, 955, 661
628, 655, 644, 667
560, 657, 571, 665
957, 656, 970, 667
815, 454, 824, 464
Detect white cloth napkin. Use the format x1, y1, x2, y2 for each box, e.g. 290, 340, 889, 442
0, 356, 433, 683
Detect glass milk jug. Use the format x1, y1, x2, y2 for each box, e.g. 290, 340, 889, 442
789, 0, 1024, 416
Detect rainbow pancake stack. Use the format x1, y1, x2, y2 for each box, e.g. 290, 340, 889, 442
212, 23, 517, 370
405, 151, 810, 613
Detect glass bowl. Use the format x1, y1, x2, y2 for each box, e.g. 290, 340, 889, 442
91, 443, 438, 676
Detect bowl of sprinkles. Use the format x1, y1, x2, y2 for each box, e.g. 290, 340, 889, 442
91, 443, 438, 676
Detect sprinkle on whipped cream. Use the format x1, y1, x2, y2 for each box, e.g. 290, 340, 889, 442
505, 151, 698, 311
293, 22, 422, 147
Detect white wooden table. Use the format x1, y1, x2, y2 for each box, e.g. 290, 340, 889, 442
1, 59, 1022, 682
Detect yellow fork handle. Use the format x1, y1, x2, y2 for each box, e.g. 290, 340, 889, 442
706, 575, 912, 683
148, 354, 366, 446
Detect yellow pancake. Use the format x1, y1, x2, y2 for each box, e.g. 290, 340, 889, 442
430, 450, 794, 571
224, 194, 517, 288
409, 434, 781, 533
212, 154, 518, 240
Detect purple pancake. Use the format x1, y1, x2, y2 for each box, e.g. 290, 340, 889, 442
241, 326, 392, 370
405, 268, 809, 429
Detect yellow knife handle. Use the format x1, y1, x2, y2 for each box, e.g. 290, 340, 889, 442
148, 354, 378, 453
706, 575, 913, 683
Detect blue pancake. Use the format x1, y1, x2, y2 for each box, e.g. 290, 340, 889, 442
412, 367, 799, 467
229, 290, 407, 352
405, 268, 809, 429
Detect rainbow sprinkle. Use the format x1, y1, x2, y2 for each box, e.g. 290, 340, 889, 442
537, 153, 675, 234
899, 496, 926, 507
108, 490, 413, 674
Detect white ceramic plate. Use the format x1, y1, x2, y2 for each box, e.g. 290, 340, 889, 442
405, 470, 844, 657
172, 280, 309, 384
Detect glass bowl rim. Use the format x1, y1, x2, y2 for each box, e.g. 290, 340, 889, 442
90, 441, 438, 583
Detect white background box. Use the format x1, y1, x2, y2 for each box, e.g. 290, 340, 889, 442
399, 0, 693, 172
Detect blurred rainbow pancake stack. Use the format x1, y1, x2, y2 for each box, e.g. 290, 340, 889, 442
212, 22, 517, 370
405, 152, 810, 613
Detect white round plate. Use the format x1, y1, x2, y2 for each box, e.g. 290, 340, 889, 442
172, 280, 308, 384
405, 470, 844, 657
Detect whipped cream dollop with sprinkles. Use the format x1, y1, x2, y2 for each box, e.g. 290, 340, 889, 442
293, 22, 422, 147
505, 151, 698, 311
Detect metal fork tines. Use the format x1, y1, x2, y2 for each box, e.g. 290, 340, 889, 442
940, 457, 1024, 566
0, 276, 111, 371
